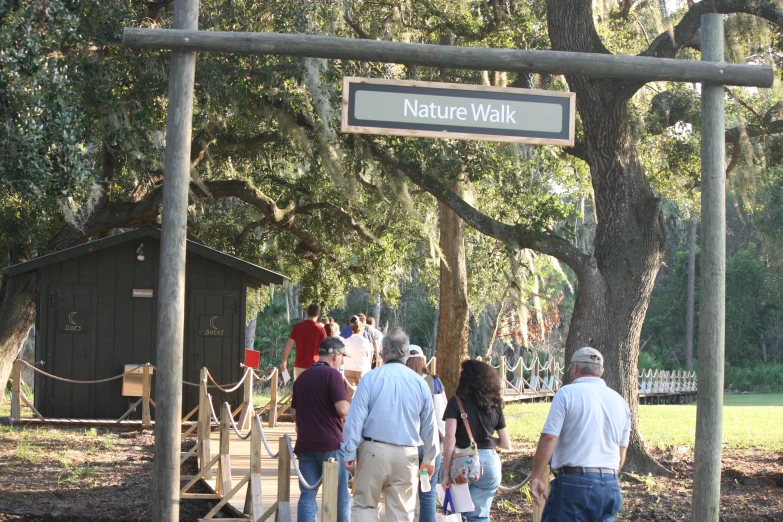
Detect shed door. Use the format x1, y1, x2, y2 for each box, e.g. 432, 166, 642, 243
185, 290, 241, 411
45, 286, 97, 418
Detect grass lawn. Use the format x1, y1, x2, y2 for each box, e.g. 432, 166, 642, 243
504, 393, 783, 450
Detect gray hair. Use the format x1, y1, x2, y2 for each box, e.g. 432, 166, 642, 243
574, 361, 602, 376
382, 328, 410, 361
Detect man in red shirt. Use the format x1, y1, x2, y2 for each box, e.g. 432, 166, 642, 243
281, 303, 327, 380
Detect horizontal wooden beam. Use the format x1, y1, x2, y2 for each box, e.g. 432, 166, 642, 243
122, 28, 774, 88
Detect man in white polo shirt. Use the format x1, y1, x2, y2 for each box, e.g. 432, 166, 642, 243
530, 347, 630, 522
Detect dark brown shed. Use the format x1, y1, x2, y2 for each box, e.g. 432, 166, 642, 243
1, 226, 285, 420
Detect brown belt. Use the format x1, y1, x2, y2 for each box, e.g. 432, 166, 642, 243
555, 467, 617, 476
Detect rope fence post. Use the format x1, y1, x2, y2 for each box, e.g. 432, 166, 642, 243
10, 359, 22, 422
142, 364, 152, 428
198, 368, 213, 479
532, 465, 550, 522
217, 404, 232, 496
277, 436, 292, 521
269, 368, 278, 428
499, 356, 506, 387
321, 459, 339, 522
238, 366, 254, 430
244, 416, 264, 518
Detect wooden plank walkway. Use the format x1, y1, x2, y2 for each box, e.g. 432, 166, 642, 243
202, 422, 317, 519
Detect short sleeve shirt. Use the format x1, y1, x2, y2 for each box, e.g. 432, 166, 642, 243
289, 320, 326, 369
291, 363, 349, 453
541, 377, 631, 470
443, 396, 506, 449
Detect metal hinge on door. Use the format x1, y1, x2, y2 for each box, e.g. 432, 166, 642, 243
233, 301, 239, 313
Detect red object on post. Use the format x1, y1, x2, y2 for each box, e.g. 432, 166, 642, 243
244, 349, 261, 368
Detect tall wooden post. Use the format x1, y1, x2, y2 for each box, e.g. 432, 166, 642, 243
693, 13, 726, 522
321, 459, 339, 522
142, 364, 152, 428
151, 0, 199, 519
276, 436, 292, 521
268, 368, 278, 428
10, 360, 22, 422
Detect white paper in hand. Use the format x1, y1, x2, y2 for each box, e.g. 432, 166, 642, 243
436, 483, 474, 514
282, 369, 291, 385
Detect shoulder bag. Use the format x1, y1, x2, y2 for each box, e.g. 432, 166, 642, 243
449, 396, 483, 484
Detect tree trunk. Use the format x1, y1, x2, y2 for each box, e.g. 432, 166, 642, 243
685, 218, 697, 371
435, 179, 470, 396
0, 272, 37, 404
245, 316, 257, 350
548, 0, 668, 474
370, 293, 381, 328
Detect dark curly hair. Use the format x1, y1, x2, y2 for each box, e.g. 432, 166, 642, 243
455, 359, 504, 413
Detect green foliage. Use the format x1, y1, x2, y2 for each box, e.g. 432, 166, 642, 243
725, 364, 783, 393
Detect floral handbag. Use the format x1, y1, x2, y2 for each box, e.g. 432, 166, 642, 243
449, 396, 482, 484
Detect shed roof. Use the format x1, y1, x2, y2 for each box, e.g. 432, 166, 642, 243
0, 226, 286, 287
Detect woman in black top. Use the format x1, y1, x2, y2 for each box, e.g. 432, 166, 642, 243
441, 360, 511, 522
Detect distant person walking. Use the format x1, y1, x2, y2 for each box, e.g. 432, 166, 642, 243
341, 328, 437, 522
343, 320, 374, 389
441, 360, 511, 522
530, 347, 630, 522
291, 337, 352, 521
281, 303, 326, 380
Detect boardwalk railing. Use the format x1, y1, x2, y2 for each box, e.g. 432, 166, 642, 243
184, 376, 339, 522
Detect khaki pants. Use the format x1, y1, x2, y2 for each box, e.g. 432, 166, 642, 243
352, 440, 419, 522
293, 367, 307, 380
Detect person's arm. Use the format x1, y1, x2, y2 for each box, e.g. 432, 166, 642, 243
619, 446, 628, 471
290, 408, 296, 422
530, 433, 558, 506
280, 338, 295, 371
418, 390, 436, 476
440, 418, 458, 490
529, 390, 566, 506
493, 427, 512, 450
341, 376, 371, 471
335, 400, 350, 420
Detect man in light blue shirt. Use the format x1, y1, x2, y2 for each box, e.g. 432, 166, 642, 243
341, 328, 436, 522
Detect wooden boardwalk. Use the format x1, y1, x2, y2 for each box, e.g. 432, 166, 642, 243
201, 422, 316, 519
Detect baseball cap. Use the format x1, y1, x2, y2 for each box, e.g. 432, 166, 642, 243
408, 345, 426, 358
319, 338, 350, 357
571, 347, 603, 366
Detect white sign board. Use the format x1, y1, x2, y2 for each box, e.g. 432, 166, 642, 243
341, 77, 575, 146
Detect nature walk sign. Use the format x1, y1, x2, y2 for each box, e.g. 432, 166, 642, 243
341, 78, 575, 145
123, 10, 773, 522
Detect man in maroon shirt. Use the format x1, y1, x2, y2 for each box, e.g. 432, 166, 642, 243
281, 303, 327, 380
291, 337, 351, 521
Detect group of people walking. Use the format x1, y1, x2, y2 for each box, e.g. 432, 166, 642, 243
283, 304, 631, 522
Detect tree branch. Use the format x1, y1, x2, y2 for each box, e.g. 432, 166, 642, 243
296, 202, 378, 243
640, 0, 783, 59
362, 138, 592, 279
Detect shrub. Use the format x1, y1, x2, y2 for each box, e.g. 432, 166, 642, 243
724, 363, 783, 392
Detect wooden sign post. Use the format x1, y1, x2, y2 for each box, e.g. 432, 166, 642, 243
124, 12, 764, 521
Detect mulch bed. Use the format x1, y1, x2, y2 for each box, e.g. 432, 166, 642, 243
493, 443, 783, 521
0, 427, 220, 522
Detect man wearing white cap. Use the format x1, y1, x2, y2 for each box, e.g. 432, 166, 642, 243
530, 347, 631, 522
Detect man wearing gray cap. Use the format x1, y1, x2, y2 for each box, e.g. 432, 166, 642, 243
530, 347, 631, 522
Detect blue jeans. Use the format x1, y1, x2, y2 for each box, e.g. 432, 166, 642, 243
541, 472, 622, 522
417, 445, 443, 522
296, 450, 351, 522
461, 449, 501, 522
